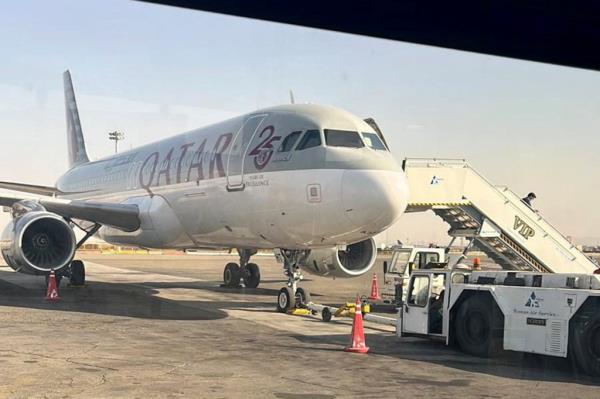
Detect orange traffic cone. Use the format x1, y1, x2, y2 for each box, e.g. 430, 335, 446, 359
368, 274, 381, 300
345, 295, 369, 354
45, 270, 60, 302
473, 257, 481, 271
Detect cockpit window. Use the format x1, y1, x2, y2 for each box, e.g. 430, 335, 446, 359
278, 131, 302, 152
296, 130, 322, 150
362, 132, 388, 151
324, 129, 364, 148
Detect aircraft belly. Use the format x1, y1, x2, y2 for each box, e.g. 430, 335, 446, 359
171, 169, 359, 249
97, 168, 385, 250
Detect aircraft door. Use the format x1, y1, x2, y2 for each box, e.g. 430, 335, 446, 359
226, 114, 267, 190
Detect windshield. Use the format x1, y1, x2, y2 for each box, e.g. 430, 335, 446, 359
324, 129, 364, 148
362, 132, 387, 151
388, 250, 412, 273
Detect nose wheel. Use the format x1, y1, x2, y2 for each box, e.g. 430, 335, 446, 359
275, 249, 311, 313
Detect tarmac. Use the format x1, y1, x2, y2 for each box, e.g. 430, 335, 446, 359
0, 253, 599, 398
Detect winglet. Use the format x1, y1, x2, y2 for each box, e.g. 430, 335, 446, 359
63, 70, 90, 168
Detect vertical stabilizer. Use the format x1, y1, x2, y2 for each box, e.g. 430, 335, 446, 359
63, 70, 89, 168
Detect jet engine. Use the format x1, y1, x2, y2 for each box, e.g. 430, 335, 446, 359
1, 202, 76, 275
299, 238, 377, 278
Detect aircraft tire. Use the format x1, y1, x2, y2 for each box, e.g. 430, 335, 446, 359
223, 263, 241, 287
277, 287, 294, 313
455, 295, 503, 357
295, 287, 311, 306
70, 260, 86, 286
570, 311, 600, 376
243, 263, 260, 288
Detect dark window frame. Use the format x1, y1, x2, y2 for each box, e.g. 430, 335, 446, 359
278, 131, 303, 152
296, 129, 322, 151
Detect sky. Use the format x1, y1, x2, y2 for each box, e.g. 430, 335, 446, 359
0, 0, 599, 245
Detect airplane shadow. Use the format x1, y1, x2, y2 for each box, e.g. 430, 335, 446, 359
290, 333, 600, 386
145, 280, 323, 298
0, 269, 321, 321
0, 276, 230, 321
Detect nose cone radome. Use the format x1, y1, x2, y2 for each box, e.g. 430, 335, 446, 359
342, 170, 409, 233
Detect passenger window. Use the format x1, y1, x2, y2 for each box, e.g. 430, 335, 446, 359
407, 276, 430, 307
296, 130, 322, 150
278, 131, 302, 152
324, 129, 364, 148
362, 132, 388, 151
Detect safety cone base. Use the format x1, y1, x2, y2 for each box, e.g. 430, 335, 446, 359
345, 346, 369, 354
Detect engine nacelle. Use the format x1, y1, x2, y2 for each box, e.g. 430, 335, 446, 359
1, 206, 76, 275
299, 238, 377, 278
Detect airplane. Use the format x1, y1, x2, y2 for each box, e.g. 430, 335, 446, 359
0, 71, 409, 312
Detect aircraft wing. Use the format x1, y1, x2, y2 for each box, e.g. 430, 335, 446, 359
0, 181, 62, 196
0, 193, 140, 232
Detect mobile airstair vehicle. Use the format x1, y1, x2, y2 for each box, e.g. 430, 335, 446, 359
401, 158, 597, 274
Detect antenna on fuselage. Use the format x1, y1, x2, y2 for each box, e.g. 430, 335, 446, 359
289, 90, 295, 104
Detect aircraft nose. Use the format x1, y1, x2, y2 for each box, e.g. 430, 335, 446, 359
341, 170, 409, 233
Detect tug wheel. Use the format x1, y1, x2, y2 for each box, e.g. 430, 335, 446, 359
322, 307, 332, 322
571, 311, 600, 376
455, 295, 503, 357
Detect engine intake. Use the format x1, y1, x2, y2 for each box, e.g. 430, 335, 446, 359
299, 238, 377, 278
1, 209, 76, 275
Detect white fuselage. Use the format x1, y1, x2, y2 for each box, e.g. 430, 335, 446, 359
56, 104, 409, 250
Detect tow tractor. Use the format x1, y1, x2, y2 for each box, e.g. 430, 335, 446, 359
398, 266, 600, 376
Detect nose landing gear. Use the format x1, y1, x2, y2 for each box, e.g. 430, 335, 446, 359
222, 249, 261, 288
275, 249, 311, 313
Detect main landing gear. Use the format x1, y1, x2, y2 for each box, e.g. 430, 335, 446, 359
44, 219, 97, 288
222, 249, 261, 288
45, 260, 86, 288
276, 249, 311, 313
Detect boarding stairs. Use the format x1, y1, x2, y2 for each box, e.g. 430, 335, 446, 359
403, 158, 598, 274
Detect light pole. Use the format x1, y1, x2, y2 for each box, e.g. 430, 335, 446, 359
108, 131, 125, 154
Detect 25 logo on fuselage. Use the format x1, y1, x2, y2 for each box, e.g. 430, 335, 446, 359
248, 125, 281, 170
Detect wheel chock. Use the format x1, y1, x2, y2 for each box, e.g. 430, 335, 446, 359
287, 307, 312, 316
